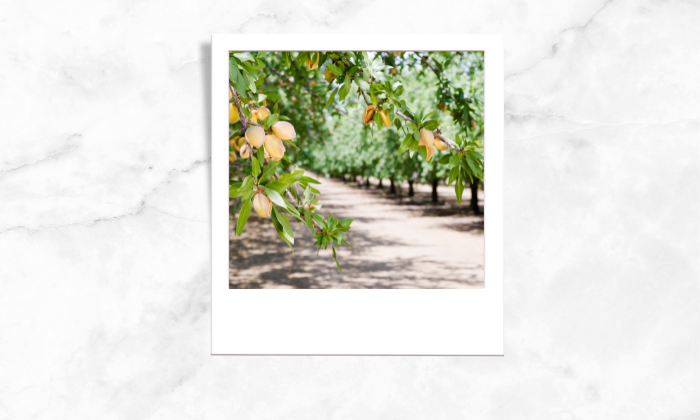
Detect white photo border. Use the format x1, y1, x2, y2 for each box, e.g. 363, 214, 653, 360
212, 35, 503, 355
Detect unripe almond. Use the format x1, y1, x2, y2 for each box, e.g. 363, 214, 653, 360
324, 68, 335, 83
271, 121, 296, 140
438, 102, 447, 112
239, 143, 252, 158
379, 110, 391, 127
418, 128, 436, 162
235, 136, 246, 151
362, 105, 376, 125
434, 138, 448, 151
419, 128, 434, 147
252, 192, 272, 217
245, 126, 265, 148
257, 106, 271, 121
264, 134, 286, 160
229, 104, 240, 123
306, 52, 320, 70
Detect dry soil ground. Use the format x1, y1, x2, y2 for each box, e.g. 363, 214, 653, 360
229, 175, 484, 289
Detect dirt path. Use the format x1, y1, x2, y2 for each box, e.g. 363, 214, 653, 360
229, 175, 484, 289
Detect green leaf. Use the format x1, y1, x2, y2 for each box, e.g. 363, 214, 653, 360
342, 240, 354, 250
338, 218, 353, 227
234, 52, 255, 62
256, 147, 264, 164
241, 190, 255, 203
281, 138, 300, 151
304, 209, 315, 233
264, 188, 287, 210
373, 112, 383, 130
449, 154, 460, 168
229, 182, 244, 198
448, 166, 459, 186
283, 199, 300, 216
422, 120, 439, 131
303, 186, 311, 205
439, 155, 451, 165
278, 170, 305, 184
356, 78, 370, 92
263, 113, 279, 129
229, 59, 247, 96
261, 161, 279, 180
270, 208, 294, 251
398, 133, 413, 154
256, 51, 268, 59
251, 156, 260, 178
338, 80, 351, 101
455, 174, 464, 204
264, 181, 287, 194
325, 87, 338, 109
412, 130, 421, 140
300, 175, 321, 185
417, 145, 428, 161
326, 62, 343, 77
236, 200, 252, 236
240, 175, 255, 192
332, 247, 341, 272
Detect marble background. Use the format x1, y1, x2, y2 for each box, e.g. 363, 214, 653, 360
1, 0, 698, 417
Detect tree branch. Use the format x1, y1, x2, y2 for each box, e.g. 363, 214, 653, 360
395, 110, 459, 152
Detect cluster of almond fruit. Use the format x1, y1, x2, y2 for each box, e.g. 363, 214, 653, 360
229, 88, 297, 217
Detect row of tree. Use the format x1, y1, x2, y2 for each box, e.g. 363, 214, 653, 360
229, 51, 485, 269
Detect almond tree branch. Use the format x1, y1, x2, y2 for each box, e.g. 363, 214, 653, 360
395, 110, 459, 152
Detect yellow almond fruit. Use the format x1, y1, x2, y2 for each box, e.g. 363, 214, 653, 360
379, 110, 391, 127
306, 52, 320, 70
229, 151, 237, 161
271, 121, 296, 140
324, 68, 335, 83
239, 143, 251, 159
257, 106, 271, 121
245, 126, 265, 148
264, 134, 286, 160
419, 128, 436, 162
250, 109, 261, 123
362, 105, 376, 125
229, 104, 240, 124
434, 138, 448, 151
252, 192, 272, 217
419, 128, 434, 147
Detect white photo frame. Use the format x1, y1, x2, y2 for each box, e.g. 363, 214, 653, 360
212, 35, 503, 355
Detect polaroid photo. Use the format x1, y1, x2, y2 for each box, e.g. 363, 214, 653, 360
212, 34, 503, 355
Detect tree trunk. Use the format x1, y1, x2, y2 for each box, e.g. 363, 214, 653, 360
470, 179, 481, 214
390, 178, 396, 194
432, 178, 438, 202
408, 180, 414, 197
365, 177, 371, 188
378, 178, 383, 189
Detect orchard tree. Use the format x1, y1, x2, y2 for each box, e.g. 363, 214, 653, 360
229, 51, 484, 271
